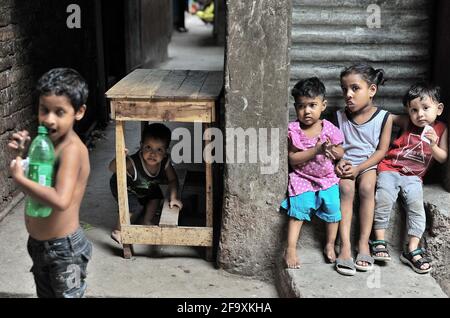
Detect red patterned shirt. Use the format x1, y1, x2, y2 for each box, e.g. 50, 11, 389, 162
378, 121, 447, 179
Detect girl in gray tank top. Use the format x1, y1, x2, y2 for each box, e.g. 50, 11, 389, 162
334, 64, 393, 276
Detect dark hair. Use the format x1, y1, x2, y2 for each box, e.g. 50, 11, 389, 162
291, 77, 326, 100
36, 68, 89, 111
403, 82, 442, 107
142, 123, 172, 148
340, 63, 386, 87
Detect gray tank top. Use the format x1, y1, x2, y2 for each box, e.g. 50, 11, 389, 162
336, 108, 389, 168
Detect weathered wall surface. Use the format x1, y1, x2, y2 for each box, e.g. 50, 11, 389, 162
290, 0, 434, 119
0, 0, 99, 211
423, 186, 450, 296
140, 0, 171, 68
217, 0, 290, 279
432, 0, 450, 191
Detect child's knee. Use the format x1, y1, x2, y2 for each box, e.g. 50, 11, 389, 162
339, 183, 354, 198
359, 182, 375, 200
375, 187, 395, 207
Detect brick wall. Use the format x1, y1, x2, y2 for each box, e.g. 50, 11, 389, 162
0, 0, 99, 211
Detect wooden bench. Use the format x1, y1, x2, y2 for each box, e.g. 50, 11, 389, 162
159, 169, 187, 228
105, 69, 222, 260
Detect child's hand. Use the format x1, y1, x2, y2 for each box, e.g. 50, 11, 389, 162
336, 159, 356, 179
326, 145, 342, 160
10, 156, 25, 180
335, 159, 349, 177
314, 139, 325, 155
8, 130, 30, 155
341, 164, 359, 180
169, 198, 183, 210
322, 138, 339, 160
424, 128, 439, 147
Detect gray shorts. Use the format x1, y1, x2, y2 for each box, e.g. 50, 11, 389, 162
374, 171, 425, 238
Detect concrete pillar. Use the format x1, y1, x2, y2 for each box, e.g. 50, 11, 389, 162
217, 0, 290, 279
433, 0, 450, 191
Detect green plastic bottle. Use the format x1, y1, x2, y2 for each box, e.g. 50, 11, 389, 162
25, 125, 55, 217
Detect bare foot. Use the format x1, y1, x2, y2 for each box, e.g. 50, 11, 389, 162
284, 247, 301, 269
110, 230, 121, 244
324, 244, 336, 263
337, 244, 352, 261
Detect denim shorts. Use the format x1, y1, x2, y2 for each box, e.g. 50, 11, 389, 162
27, 228, 92, 298
281, 184, 341, 223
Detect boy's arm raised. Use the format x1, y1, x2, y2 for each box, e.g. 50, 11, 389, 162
11, 143, 83, 211
429, 127, 448, 163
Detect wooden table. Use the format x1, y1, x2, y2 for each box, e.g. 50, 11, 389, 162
105, 69, 223, 259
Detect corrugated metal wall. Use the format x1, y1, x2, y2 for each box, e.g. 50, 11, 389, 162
290, 0, 434, 120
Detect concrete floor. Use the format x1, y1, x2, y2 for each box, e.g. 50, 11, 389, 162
0, 14, 278, 298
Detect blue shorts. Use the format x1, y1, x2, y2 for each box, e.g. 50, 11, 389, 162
280, 184, 341, 223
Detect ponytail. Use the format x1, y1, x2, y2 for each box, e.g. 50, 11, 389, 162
340, 63, 387, 87
374, 68, 386, 86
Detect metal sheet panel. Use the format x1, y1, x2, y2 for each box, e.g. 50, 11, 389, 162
290, 0, 433, 119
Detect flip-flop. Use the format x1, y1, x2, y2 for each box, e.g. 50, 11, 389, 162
354, 253, 374, 272
110, 230, 122, 244
335, 258, 356, 276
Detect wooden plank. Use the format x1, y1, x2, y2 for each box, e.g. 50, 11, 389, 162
159, 169, 187, 227
106, 69, 222, 101
204, 123, 214, 261
197, 71, 223, 99
128, 69, 168, 97
105, 69, 150, 98
113, 100, 214, 122
153, 70, 189, 99
121, 225, 213, 246
123, 245, 133, 259
106, 69, 170, 99
115, 121, 130, 227
172, 70, 209, 99
204, 124, 213, 228
159, 200, 178, 227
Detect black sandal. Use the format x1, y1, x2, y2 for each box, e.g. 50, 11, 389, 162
400, 248, 432, 274
370, 240, 391, 262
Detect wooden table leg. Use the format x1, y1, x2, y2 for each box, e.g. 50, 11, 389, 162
123, 245, 133, 259
204, 123, 214, 261
116, 120, 133, 259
